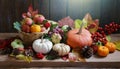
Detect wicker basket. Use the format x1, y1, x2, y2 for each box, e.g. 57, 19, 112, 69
18, 28, 50, 45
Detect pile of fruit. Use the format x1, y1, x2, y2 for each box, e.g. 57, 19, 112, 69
0, 6, 120, 62
14, 5, 51, 33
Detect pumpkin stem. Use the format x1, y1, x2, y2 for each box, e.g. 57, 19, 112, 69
77, 22, 84, 34
41, 35, 44, 43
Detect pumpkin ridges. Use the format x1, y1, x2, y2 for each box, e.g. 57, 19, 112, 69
67, 28, 92, 48
32, 39, 53, 54
67, 39, 78, 48
53, 43, 70, 56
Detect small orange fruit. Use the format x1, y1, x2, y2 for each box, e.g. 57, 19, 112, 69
98, 46, 109, 57
105, 42, 116, 53
31, 24, 41, 32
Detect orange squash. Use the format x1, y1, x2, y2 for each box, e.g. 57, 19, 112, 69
67, 28, 92, 48
105, 42, 116, 53
98, 46, 109, 57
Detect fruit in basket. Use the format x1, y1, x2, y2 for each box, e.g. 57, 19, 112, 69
105, 42, 116, 53
53, 43, 70, 56
32, 39, 53, 54
30, 24, 41, 32
41, 26, 47, 32
44, 21, 51, 29
67, 28, 92, 48
21, 24, 30, 33
33, 14, 45, 23
11, 39, 24, 49
24, 18, 33, 25
98, 46, 109, 57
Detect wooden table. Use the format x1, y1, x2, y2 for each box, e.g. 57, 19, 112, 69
0, 33, 120, 68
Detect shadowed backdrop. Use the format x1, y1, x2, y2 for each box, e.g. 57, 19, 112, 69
0, 0, 120, 33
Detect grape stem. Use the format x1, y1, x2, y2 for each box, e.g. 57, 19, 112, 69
77, 22, 84, 34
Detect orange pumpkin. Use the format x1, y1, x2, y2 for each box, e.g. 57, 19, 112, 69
105, 42, 116, 53
98, 46, 109, 57
67, 28, 92, 48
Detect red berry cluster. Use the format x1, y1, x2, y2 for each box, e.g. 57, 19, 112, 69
99, 22, 120, 35
36, 53, 44, 59
91, 22, 120, 44
91, 32, 107, 44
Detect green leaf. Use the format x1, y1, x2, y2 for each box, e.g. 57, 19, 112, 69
106, 35, 111, 42
114, 41, 120, 51
75, 19, 82, 29
74, 19, 88, 29
13, 22, 21, 31
48, 20, 58, 31
16, 54, 25, 60
96, 41, 103, 46
82, 18, 88, 28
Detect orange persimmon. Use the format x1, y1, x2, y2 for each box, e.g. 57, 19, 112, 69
98, 46, 109, 57
105, 42, 116, 53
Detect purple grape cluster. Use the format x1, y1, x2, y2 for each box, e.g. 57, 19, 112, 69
48, 26, 64, 36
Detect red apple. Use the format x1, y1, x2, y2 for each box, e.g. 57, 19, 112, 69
24, 18, 33, 25
21, 24, 30, 33
44, 22, 51, 29
41, 27, 46, 32
33, 14, 45, 24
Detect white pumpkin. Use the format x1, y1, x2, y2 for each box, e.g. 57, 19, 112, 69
32, 39, 53, 54
53, 43, 70, 56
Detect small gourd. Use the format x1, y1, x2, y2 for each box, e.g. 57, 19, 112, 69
53, 43, 70, 56
51, 33, 62, 44
32, 38, 53, 54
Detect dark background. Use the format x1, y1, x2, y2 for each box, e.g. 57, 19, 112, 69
0, 0, 120, 33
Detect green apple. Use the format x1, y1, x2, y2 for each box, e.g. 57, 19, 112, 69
62, 25, 69, 32
62, 25, 72, 32
11, 39, 24, 49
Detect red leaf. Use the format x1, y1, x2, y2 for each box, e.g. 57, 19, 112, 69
0, 40, 7, 49
32, 10, 38, 16
58, 16, 74, 28
28, 4, 33, 13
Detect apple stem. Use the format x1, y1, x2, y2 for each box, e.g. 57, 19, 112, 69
77, 22, 84, 34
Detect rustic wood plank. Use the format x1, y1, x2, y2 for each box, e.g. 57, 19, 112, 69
0, 0, 9, 32
0, 0, 2, 32
50, 0, 67, 21
100, 0, 118, 26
